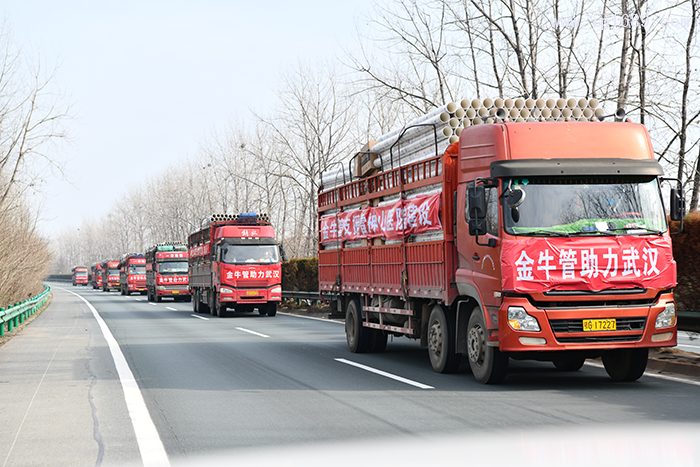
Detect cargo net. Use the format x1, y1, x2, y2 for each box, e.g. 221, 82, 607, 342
147, 241, 187, 253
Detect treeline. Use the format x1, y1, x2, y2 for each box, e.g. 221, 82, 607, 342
0, 22, 68, 307
52, 0, 700, 272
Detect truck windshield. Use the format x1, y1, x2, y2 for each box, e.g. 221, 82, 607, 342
108, 269, 120, 276
221, 244, 279, 264
158, 261, 188, 274
75, 271, 88, 277
128, 265, 146, 274
503, 176, 667, 236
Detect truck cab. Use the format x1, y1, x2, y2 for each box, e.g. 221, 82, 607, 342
101, 260, 121, 292
72, 266, 88, 286
119, 254, 147, 296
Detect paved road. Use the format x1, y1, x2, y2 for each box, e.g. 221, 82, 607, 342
1, 284, 700, 466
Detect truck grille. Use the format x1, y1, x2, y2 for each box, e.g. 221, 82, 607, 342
549, 317, 646, 343
549, 317, 646, 333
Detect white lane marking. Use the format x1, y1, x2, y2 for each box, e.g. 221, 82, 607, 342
65, 289, 171, 467
166, 307, 177, 311
235, 327, 270, 338
279, 312, 344, 324
135, 298, 144, 301
335, 358, 434, 389
148, 303, 157, 306
191, 314, 209, 320
585, 361, 700, 387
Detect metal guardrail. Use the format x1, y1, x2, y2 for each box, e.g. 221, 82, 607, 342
0, 285, 51, 336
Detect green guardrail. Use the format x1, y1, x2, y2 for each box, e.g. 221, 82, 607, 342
0, 285, 51, 336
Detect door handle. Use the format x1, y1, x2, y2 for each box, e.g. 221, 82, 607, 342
472, 253, 480, 261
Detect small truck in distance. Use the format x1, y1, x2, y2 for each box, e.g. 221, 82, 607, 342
145, 243, 190, 302
119, 253, 147, 296
189, 213, 282, 317
72, 266, 89, 286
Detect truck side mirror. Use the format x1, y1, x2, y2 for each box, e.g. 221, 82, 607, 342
279, 243, 288, 262
467, 184, 495, 247
670, 188, 685, 221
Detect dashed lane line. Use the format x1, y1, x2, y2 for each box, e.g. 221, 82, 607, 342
335, 358, 434, 389
235, 327, 270, 338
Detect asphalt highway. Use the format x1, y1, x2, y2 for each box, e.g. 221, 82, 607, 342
1, 284, 699, 466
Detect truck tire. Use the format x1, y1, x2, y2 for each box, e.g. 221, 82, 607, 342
369, 329, 387, 353
553, 355, 586, 371
199, 290, 210, 314
266, 302, 277, 317
215, 293, 227, 318
346, 299, 370, 353
208, 290, 217, 316
192, 290, 198, 312
467, 307, 509, 384
602, 348, 648, 382
427, 304, 461, 373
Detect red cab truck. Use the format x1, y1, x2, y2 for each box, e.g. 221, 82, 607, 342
145, 243, 190, 302
101, 260, 121, 292
72, 266, 89, 286
91, 262, 104, 289
119, 253, 147, 296
189, 213, 282, 317
318, 117, 683, 384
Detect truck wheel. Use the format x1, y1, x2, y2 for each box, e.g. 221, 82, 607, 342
185, 295, 192, 303
266, 302, 277, 317
467, 308, 508, 384
553, 355, 586, 371
208, 290, 216, 316
192, 290, 198, 312
602, 348, 648, 382
199, 290, 210, 314
215, 294, 227, 318
346, 299, 370, 353
427, 304, 461, 373
369, 329, 387, 353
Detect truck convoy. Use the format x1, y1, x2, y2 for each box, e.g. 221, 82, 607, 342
188, 213, 282, 317
72, 266, 88, 286
100, 260, 121, 292
90, 262, 104, 290
119, 253, 147, 296
145, 243, 190, 302
318, 99, 683, 384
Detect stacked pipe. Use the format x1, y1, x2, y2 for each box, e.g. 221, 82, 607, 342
320, 97, 604, 190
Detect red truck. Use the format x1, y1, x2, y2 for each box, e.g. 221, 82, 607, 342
90, 262, 104, 290
119, 253, 147, 296
72, 266, 89, 286
145, 243, 190, 302
189, 213, 282, 317
101, 260, 121, 292
318, 116, 683, 384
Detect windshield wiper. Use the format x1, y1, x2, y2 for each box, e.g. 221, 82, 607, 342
520, 229, 571, 237
575, 229, 619, 236
607, 226, 664, 235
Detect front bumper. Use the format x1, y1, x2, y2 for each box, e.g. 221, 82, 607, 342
219, 285, 281, 303
498, 293, 677, 352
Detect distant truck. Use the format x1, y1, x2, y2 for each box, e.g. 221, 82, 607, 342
145, 243, 190, 302
100, 260, 121, 292
90, 262, 104, 290
119, 253, 147, 296
188, 213, 282, 317
318, 112, 683, 384
72, 266, 89, 286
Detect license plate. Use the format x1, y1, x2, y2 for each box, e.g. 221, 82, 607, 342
246, 291, 259, 296
583, 319, 616, 331
172, 291, 179, 294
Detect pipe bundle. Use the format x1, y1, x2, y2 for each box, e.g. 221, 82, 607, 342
321, 97, 604, 190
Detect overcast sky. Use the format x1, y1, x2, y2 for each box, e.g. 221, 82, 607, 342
4, 1, 375, 236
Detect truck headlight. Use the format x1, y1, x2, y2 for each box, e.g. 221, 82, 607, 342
655, 302, 676, 329
156, 286, 166, 291
508, 306, 540, 332
271, 286, 281, 294
220, 287, 234, 294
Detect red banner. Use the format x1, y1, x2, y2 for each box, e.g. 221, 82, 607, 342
501, 236, 676, 293
319, 193, 442, 243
